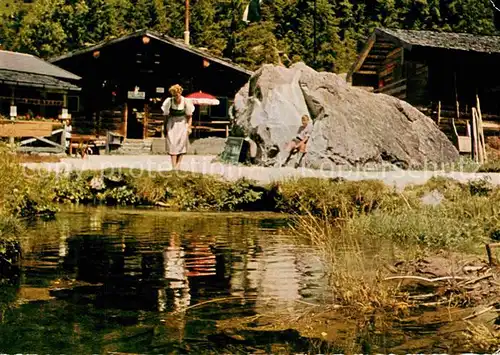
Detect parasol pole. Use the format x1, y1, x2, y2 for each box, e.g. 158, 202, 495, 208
184, 0, 190, 45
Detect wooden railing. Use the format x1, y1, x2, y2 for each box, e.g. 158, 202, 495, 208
147, 112, 230, 138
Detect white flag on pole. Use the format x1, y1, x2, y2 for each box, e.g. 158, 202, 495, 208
242, 0, 263, 23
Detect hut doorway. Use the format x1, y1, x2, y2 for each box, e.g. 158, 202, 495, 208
126, 100, 145, 139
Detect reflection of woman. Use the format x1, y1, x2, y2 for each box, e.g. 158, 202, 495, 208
163, 233, 191, 312
161, 84, 195, 170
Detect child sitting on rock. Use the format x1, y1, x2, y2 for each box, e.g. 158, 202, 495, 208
282, 114, 313, 168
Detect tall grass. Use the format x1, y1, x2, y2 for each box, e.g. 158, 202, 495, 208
293, 212, 410, 316
0, 145, 56, 217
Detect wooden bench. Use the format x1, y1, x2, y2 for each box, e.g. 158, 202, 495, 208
192, 120, 230, 137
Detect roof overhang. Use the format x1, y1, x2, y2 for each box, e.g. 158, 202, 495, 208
0, 69, 81, 91
50, 29, 253, 77
0, 79, 81, 91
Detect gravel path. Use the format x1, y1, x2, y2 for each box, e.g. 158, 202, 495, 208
23, 155, 500, 189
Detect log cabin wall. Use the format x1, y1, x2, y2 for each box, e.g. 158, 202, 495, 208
377, 47, 405, 99
405, 60, 429, 106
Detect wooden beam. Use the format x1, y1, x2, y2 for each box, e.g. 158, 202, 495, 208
374, 43, 396, 49
347, 32, 376, 82
371, 49, 391, 55
356, 70, 377, 75
123, 102, 128, 140
386, 47, 403, 59
367, 55, 387, 60
356, 70, 377, 76
0, 121, 54, 137
20, 129, 64, 145
32, 136, 65, 149
143, 103, 149, 139
17, 146, 64, 153
482, 121, 500, 130
374, 78, 406, 93
382, 84, 407, 96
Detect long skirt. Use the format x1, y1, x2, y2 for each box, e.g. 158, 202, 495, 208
166, 116, 189, 155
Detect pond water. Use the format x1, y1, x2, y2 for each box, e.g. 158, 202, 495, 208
0, 207, 334, 354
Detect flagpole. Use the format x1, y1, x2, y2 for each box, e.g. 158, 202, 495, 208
184, 0, 190, 45
313, 0, 317, 65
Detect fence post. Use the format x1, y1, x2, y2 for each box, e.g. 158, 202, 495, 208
106, 130, 110, 155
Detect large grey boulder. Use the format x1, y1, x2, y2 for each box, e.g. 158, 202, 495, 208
232, 62, 459, 169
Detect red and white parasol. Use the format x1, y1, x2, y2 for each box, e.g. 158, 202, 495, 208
185, 91, 220, 106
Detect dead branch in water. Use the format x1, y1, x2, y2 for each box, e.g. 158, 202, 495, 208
171, 296, 257, 314
460, 273, 493, 286
462, 306, 495, 320
408, 293, 438, 300
384, 275, 467, 283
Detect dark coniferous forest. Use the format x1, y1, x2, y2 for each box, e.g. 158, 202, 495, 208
0, 0, 499, 72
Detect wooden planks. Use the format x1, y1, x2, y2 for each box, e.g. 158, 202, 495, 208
0, 120, 54, 137
347, 33, 376, 81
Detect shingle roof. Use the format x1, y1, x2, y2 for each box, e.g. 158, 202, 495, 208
0, 69, 80, 91
0, 50, 81, 80
50, 29, 253, 76
377, 28, 500, 54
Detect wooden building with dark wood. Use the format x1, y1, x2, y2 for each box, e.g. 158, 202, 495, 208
347, 28, 500, 134
50, 29, 252, 140
0, 50, 81, 120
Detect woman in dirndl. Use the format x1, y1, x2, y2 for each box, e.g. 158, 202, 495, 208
161, 84, 195, 169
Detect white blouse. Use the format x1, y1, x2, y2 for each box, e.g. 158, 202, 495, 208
161, 97, 195, 116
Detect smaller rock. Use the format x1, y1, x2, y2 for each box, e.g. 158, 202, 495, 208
90, 176, 106, 190
420, 190, 444, 206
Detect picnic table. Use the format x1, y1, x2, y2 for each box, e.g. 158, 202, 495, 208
69, 131, 124, 157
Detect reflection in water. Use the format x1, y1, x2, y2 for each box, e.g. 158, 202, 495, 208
3, 207, 329, 353
163, 232, 191, 312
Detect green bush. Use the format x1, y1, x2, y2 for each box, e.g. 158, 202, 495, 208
131, 171, 264, 211
273, 178, 407, 216
53, 172, 97, 203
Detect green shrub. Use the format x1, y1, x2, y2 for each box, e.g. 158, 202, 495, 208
274, 178, 408, 216
131, 171, 264, 211
53, 172, 94, 203
96, 186, 138, 205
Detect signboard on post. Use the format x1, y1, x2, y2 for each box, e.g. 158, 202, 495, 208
220, 136, 244, 164
61, 108, 69, 119
127, 91, 146, 100
10, 106, 17, 118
